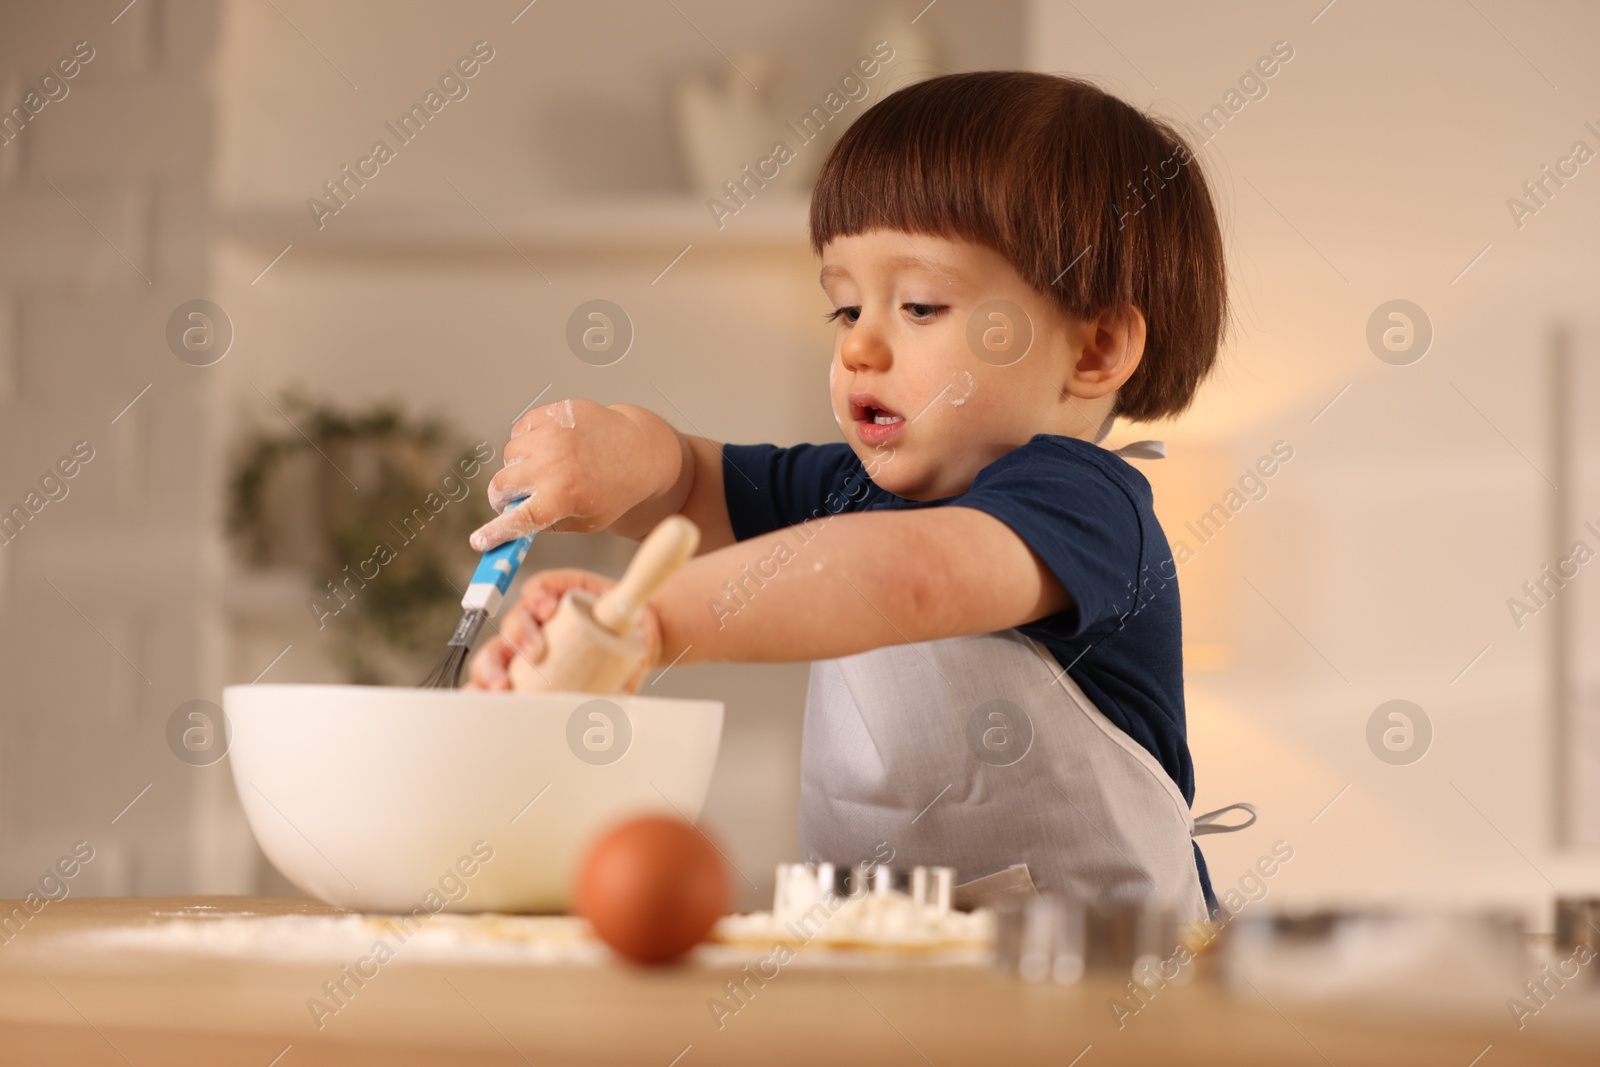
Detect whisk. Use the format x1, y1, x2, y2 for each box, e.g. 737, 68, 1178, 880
421, 500, 536, 689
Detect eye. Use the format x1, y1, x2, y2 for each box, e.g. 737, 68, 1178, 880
825, 306, 861, 325
903, 303, 947, 322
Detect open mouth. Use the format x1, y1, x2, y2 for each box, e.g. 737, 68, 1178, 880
849, 397, 905, 425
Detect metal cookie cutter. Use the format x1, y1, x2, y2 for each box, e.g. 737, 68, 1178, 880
993, 894, 1181, 985
1555, 896, 1600, 982
772, 862, 955, 918
1218, 907, 1528, 999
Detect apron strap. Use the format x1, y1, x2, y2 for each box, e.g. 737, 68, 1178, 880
1191, 801, 1258, 837
1093, 416, 1166, 461
1110, 439, 1167, 460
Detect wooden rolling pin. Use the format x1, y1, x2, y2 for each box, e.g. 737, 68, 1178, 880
509, 514, 700, 694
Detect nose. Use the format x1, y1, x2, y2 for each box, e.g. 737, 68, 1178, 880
840, 311, 891, 373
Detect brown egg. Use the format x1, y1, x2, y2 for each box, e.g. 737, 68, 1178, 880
574, 814, 730, 964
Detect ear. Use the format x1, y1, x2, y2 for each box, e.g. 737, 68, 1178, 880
1063, 304, 1146, 401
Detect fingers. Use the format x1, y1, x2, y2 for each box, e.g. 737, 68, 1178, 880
618, 630, 663, 693
509, 398, 589, 438
617, 603, 666, 694
485, 467, 530, 515
509, 405, 550, 439
482, 401, 624, 549
467, 637, 515, 691
619, 659, 651, 694
475, 453, 583, 550
470, 499, 554, 552
521, 578, 562, 623
480, 429, 546, 520
509, 403, 554, 438
499, 603, 549, 664
471, 603, 553, 693
473, 579, 662, 697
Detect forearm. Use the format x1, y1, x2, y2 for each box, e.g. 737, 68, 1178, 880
606, 406, 733, 551
652, 507, 1064, 666
605, 404, 690, 538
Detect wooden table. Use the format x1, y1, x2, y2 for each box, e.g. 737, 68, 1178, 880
0, 896, 1594, 1065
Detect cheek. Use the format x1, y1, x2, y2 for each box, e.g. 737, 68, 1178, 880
986, 362, 1051, 411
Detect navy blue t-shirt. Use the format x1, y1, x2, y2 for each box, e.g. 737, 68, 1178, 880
722, 433, 1216, 910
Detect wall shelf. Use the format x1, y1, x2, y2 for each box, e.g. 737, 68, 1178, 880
224, 195, 814, 257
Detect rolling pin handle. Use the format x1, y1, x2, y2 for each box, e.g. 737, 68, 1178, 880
593, 515, 700, 635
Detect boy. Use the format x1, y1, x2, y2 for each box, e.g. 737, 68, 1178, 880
470, 71, 1231, 919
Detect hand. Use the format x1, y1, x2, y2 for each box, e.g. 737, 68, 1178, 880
469, 401, 677, 551
465, 568, 664, 694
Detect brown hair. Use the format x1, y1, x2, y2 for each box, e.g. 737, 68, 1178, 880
810, 71, 1226, 422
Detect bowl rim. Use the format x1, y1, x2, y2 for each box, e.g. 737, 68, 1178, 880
221, 682, 724, 711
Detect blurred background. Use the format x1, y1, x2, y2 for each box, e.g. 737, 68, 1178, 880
0, 0, 1597, 921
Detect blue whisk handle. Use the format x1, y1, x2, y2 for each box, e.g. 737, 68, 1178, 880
461, 499, 535, 617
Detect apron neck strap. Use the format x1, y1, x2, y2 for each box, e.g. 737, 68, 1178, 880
1192, 802, 1258, 836
1094, 414, 1167, 460
1110, 439, 1167, 460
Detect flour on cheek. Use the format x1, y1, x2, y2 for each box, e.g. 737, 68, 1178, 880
948, 370, 975, 407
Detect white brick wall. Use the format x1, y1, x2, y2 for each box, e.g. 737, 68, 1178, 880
0, 0, 244, 899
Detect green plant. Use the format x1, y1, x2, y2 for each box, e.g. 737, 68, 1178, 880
227, 389, 496, 684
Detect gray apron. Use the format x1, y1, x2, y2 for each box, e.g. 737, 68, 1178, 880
798, 433, 1253, 924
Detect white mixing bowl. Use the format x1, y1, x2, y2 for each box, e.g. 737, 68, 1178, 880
223, 684, 724, 914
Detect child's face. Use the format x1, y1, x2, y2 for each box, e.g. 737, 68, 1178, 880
820, 230, 1101, 501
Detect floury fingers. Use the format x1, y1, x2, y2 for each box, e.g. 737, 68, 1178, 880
306, 41, 497, 230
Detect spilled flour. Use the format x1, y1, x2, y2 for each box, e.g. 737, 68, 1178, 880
18, 909, 988, 966
33, 912, 603, 965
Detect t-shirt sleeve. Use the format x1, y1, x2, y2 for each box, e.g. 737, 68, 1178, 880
721, 441, 860, 542
951, 441, 1143, 638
